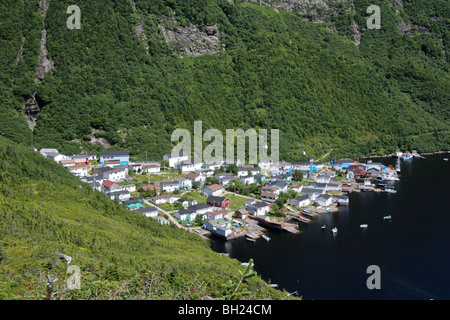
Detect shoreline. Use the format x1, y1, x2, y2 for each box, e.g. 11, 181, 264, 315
354, 150, 449, 160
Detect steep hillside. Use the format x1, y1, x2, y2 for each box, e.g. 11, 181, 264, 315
0, 0, 448, 161
0, 136, 286, 299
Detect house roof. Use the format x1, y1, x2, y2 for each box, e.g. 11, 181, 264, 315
261, 192, 277, 198
250, 201, 269, 208
293, 195, 309, 202
67, 164, 86, 170
206, 196, 229, 203
185, 173, 200, 179
317, 194, 333, 200
207, 217, 230, 226
100, 150, 129, 157
206, 184, 223, 191
136, 207, 158, 214
164, 152, 188, 158
102, 180, 116, 187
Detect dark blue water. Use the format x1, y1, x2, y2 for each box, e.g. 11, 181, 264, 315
210, 154, 450, 300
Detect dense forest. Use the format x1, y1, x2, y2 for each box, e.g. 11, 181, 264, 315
0, 135, 287, 299
0, 0, 448, 162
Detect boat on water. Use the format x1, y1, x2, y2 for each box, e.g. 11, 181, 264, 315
262, 235, 271, 241
246, 237, 256, 242
321, 225, 327, 230
444, 158, 448, 161
383, 215, 392, 220
384, 187, 397, 193
331, 227, 338, 234
382, 174, 400, 181
401, 153, 413, 160
360, 224, 368, 229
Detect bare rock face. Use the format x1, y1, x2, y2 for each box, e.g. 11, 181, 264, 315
35, 28, 54, 82
22, 92, 40, 131
159, 18, 224, 57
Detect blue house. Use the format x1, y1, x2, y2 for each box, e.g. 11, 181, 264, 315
100, 150, 130, 165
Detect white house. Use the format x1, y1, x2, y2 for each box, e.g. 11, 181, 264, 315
100, 150, 129, 165
106, 190, 131, 202
247, 202, 270, 217
202, 184, 224, 197
197, 168, 214, 177
159, 180, 181, 193
290, 183, 303, 193
315, 172, 334, 184
136, 207, 159, 218
40, 148, 59, 156
290, 195, 311, 208
151, 194, 182, 205
239, 175, 255, 185
101, 166, 127, 182
267, 180, 288, 193
47, 152, 71, 163
178, 158, 203, 172
142, 164, 161, 174
67, 164, 87, 177
185, 173, 205, 186
163, 152, 189, 168
121, 184, 136, 193
261, 186, 281, 195
204, 210, 227, 221
301, 188, 324, 200
316, 194, 333, 207
203, 217, 232, 239
237, 167, 260, 177
260, 192, 278, 203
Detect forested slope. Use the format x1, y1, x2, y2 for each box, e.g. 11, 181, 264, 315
0, 135, 285, 299
0, 0, 448, 161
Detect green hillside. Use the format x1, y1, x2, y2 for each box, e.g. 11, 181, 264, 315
0, 0, 449, 161
0, 136, 286, 299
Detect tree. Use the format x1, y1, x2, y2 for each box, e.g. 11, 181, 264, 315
292, 171, 303, 182
270, 203, 280, 216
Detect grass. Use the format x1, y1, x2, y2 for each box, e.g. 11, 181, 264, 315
225, 194, 249, 211
183, 191, 207, 204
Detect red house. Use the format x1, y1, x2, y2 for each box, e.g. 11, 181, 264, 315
206, 196, 230, 208
347, 164, 366, 177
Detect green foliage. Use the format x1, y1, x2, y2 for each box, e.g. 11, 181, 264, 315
0, 0, 449, 161
221, 259, 257, 300
0, 136, 288, 300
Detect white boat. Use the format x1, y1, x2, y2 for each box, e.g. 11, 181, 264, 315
321, 225, 327, 230
383, 215, 392, 220
444, 158, 448, 161
246, 237, 256, 242
262, 235, 271, 241
384, 188, 397, 193
382, 174, 400, 181
331, 227, 338, 234
360, 224, 368, 229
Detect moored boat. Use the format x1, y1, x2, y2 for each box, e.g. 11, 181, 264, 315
262, 235, 271, 241
383, 215, 392, 220
331, 227, 338, 234
360, 224, 368, 229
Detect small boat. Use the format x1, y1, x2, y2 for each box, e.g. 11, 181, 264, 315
401, 153, 413, 160
262, 235, 271, 241
444, 158, 448, 161
321, 225, 327, 230
384, 188, 397, 193
246, 237, 256, 242
383, 215, 392, 220
331, 227, 338, 234
360, 224, 368, 229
